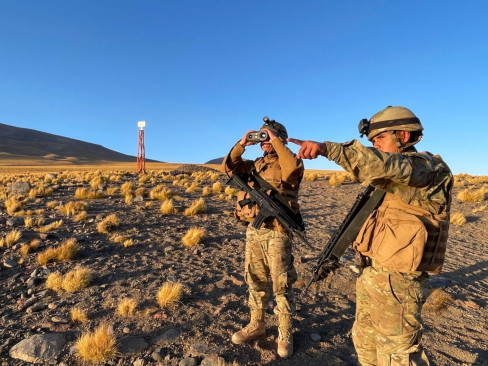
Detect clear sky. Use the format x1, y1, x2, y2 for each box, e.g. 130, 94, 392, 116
1, 1, 487, 175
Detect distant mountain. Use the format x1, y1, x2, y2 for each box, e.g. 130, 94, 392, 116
205, 157, 224, 164
0, 123, 145, 164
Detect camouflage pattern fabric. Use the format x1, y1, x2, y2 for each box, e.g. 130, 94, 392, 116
352, 262, 430, 366
245, 227, 297, 315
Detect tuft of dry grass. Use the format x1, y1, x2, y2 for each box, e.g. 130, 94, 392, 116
70, 307, 88, 323
97, 214, 120, 234
0, 229, 22, 248
224, 185, 238, 197
73, 211, 87, 222
117, 298, 138, 317
424, 288, 454, 314
304, 172, 318, 181
150, 185, 174, 200
157, 281, 183, 308
75, 187, 105, 200
160, 199, 177, 215
184, 198, 206, 216
450, 212, 467, 226
106, 187, 119, 195
212, 181, 223, 193
182, 227, 205, 248
5, 196, 22, 215
457, 188, 486, 203
24, 216, 34, 228
46, 272, 64, 291
473, 204, 487, 213
120, 181, 134, 196
62, 268, 93, 292
46, 200, 58, 209
329, 173, 347, 186
37, 219, 63, 233
37, 238, 79, 265
202, 186, 211, 196
20, 239, 40, 256
75, 323, 116, 363
59, 201, 87, 216
123, 239, 134, 248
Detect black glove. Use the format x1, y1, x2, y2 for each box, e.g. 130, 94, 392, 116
313, 258, 340, 282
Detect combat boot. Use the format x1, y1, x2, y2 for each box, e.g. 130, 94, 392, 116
231, 308, 266, 344
277, 314, 293, 358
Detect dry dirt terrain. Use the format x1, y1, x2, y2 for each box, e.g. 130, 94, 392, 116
0, 166, 487, 365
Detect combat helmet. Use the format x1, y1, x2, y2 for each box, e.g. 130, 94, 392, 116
358, 106, 424, 147
260, 116, 288, 144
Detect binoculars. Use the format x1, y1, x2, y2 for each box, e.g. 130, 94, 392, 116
246, 130, 269, 142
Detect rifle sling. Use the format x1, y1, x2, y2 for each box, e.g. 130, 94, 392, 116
330, 188, 385, 260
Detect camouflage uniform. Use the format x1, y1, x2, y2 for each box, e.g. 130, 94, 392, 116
222, 137, 303, 316
321, 139, 452, 366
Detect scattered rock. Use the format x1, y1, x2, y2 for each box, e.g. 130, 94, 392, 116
9, 182, 31, 195
310, 333, 322, 341
51, 315, 69, 324
179, 357, 198, 366
151, 348, 165, 362
188, 341, 217, 357
9, 333, 66, 364
3, 259, 17, 268
152, 328, 180, 346
117, 335, 148, 355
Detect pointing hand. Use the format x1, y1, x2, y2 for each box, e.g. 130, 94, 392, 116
287, 138, 326, 159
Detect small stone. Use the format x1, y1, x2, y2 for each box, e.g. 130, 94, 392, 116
133, 358, 145, 366
310, 333, 322, 342
9, 333, 65, 364
179, 357, 198, 366
117, 336, 148, 355
3, 259, 17, 268
48, 303, 58, 310
152, 328, 180, 346
349, 265, 360, 274
151, 348, 165, 362
51, 315, 69, 324
26, 304, 47, 313
123, 327, 130, 334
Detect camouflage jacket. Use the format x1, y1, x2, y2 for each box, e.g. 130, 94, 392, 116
323, 139, 453, 273
221, 137, 304, 227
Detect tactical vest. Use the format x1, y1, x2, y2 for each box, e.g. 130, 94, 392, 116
353, 192, 449, 274
234, 153, 301, 229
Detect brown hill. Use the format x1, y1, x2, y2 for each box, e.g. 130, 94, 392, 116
0, 123, 140, 164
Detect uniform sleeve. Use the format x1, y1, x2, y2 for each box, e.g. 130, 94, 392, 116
220, 142, 254, 175
323, 140, 441, 188
271, 138, 304, 182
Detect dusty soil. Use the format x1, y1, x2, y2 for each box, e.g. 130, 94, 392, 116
0, 168, 487, 365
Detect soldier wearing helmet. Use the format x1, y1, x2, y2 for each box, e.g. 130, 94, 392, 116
221, 117, 304, 359
289, 106, 453, 366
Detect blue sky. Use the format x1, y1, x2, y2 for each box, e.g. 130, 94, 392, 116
1, 1, 487, 174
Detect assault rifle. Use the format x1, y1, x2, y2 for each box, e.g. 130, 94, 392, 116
226, 172, 312, 248
301, 185, 385, 297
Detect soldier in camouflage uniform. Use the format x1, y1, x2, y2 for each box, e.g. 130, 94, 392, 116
221, 119, 304, 358
289, 106, 452, 366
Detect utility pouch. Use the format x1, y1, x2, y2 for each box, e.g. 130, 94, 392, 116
353, 209, 380, 254
234, 190, 258, 222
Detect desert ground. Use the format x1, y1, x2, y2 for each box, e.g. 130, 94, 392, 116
0, 164, 487, 366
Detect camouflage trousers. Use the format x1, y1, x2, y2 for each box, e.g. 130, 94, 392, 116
352, 261, 430, 366
244, 227, 297, 315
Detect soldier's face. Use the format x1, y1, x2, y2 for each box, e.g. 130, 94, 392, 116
372, 132, 400, 153
261, 142, 274, 153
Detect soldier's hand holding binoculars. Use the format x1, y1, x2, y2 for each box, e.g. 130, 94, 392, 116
240, 130, 259, 147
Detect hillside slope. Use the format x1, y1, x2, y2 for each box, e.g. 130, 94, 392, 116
0, 123, 136, 163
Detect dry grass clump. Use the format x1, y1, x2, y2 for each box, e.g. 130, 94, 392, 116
184, 198, 206, 216
75, 323, 116, 362
117, 298, 138, 317
202, 186, 211, 196
135, 187, 145, 197
150, 185, 174, 200
457, 188, 486, 203
157, 282, 183, 308
20, 239, 40, 256
182, 227, 205, 248
59, 201, 87, 216
97, 214, 120, 234
46, 200, 58, 209
0, 229, 22, 248
212, 182, 223, 193
4, 196, 22, 215
70, 307, 88, 323
24, 216, 34, 228
62, 268, 92, 292
120, 181, 134, 196
185, 181, 199, 193
109, 233, 128, 244
123, 239, 134, 247
106, 187, 119, 195
329, 173, 347, 186
224, 186, 238, 197
38, 219, 63, 233
473, 204, 487, 213
46, 272, 64, 291
424, 288, 454, 314
304, 172, 318, 181
29, 186, 53, 199
466, 175, 488, 185
160, 199, 178, 215
75, 187, 105, 200
73, 211, 87, 222
37, 238, 79, 265
450, 212, 467, 226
